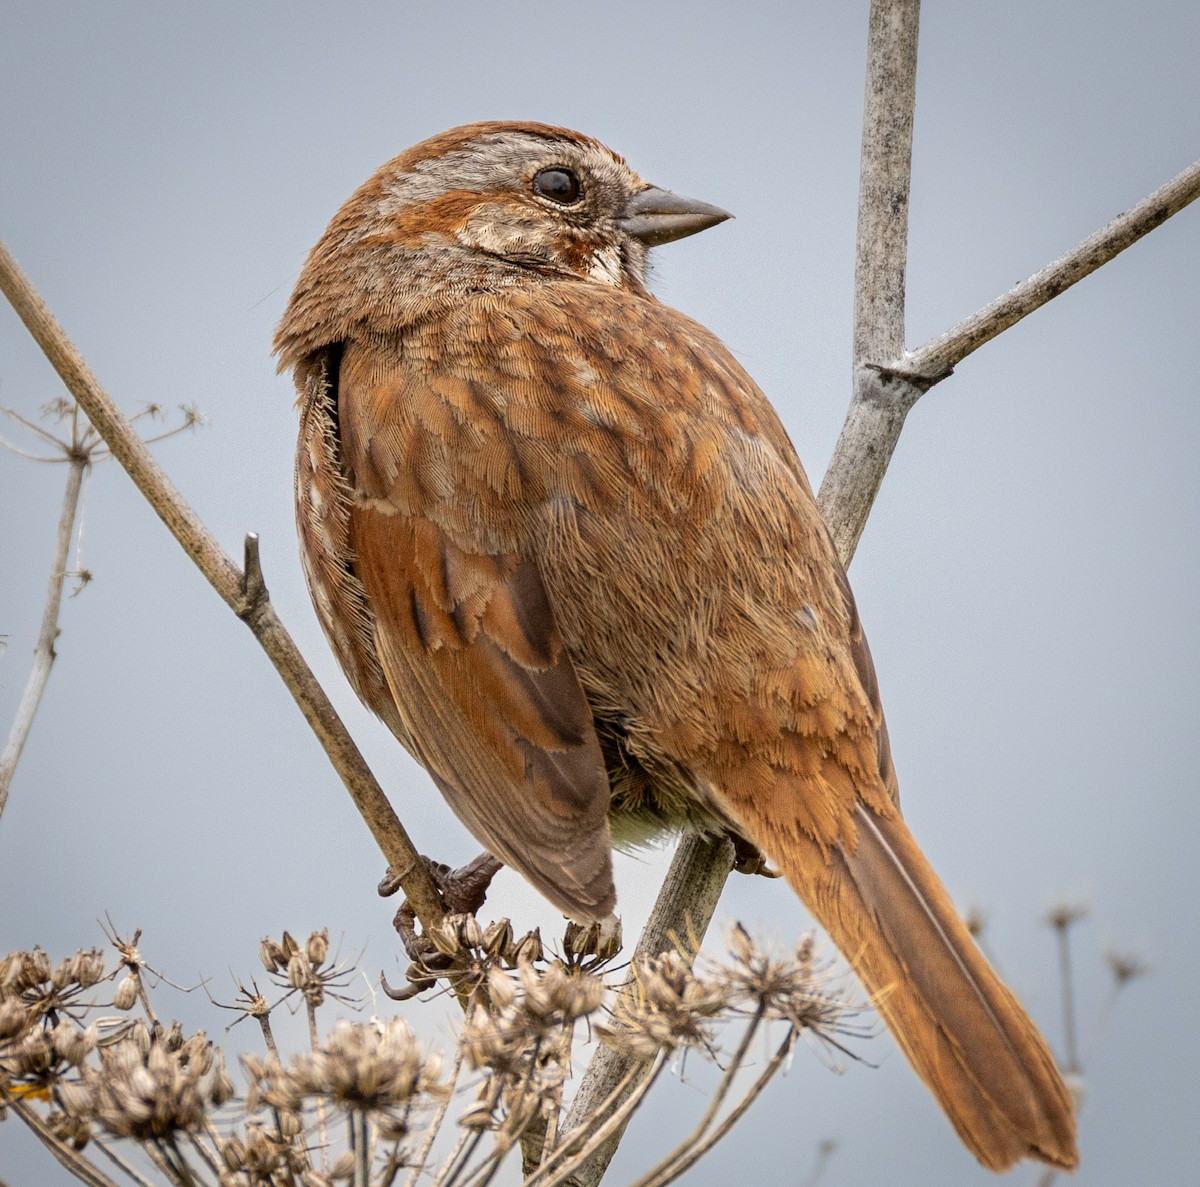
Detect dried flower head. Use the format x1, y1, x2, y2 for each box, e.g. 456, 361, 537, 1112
64, 1022, 230, 1140
1105, 946, 1151, 987
257, 930, 360, 1012
717, 926, 851, 1036
1044, 900, 1091, 931
598, 950, 729, 1060
274, 1018, 445, 1119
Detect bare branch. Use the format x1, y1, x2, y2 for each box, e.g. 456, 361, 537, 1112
906, 156, 1200, 380
853, 0, 921, 364
557, 832, 735, 1186
0, 239, 447, 933
820, 0, 925, 563
0, 452, 88, 817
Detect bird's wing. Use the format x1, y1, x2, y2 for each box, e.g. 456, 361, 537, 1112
325, 338, 616, 922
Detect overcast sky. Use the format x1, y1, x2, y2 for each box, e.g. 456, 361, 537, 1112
2, 3, 1198, 1184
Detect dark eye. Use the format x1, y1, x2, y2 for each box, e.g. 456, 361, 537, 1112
532, 167, 583, 206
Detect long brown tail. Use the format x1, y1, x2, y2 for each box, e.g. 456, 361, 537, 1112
775, 803, 1078, 1171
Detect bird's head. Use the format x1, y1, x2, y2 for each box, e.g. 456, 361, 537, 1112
275, 121, 730, 368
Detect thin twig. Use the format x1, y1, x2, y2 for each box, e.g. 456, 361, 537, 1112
3, 406, 67, 446
522, 1056, 666, 1187
402, 1047, 465, 1187
1055, 923, 1080, 1075
0, 431, 58, 461
632, 1028, 796, 1187
7, 1098, 121, 1187
799, 1140, 836, 1187
185, 1131, 222, 1180
0, 450, 88, 817
626, 1004, 767, 1187
306, 997, 330, 1171
0, 238, 446, 934
90, 1136, 160, 1187
905, 156, 1200, 380
431, 1092, 493, 1187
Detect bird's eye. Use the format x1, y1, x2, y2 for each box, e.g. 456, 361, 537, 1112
532, 167, 583, 206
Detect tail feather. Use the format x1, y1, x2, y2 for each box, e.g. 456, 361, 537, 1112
780, 803, 1078, 1171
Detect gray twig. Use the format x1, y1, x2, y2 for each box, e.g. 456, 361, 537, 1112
0, 450, 88, 817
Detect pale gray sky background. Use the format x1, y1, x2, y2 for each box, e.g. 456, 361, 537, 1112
2, 3, 1197, 1184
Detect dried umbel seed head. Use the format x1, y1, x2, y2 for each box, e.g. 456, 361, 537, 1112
60, 1025, 229, 1141
483, 919, 514, 962
6, 1026, 56, 1078
714, 928, 851, 1038
487, 966, 517, 1012
65, 949, 106, 989
222, 1120, 300, 1180
50, 1019, 97, 1066
964, 905, 988, 940
284, 1018, 442, 1112
162, 1021, 185, 1052
457, 914, 485, 951
1105, 946, 1150, 987
510, 929, 543, 966
521, 963, 604, 1021
598, 951, 730, 1060
560, 972, 605, 1019
1044, 901, 1090, 931
563, 917, 623, 963
287, 952, 313, 990
47, 1108, 91, 1151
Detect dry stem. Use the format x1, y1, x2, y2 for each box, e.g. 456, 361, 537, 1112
0, 451, 88, 816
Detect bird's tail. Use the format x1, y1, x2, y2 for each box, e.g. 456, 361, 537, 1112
774, 802, 1078, 1171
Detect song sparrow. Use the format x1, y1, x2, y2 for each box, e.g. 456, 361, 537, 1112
276, 121, 1077, 1171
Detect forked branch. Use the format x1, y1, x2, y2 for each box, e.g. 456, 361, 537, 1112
567, 0, 1199, 1182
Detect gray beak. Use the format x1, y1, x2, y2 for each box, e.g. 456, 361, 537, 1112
618, 185, 732, 247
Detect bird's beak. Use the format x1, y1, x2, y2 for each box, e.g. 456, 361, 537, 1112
618, 185, 733, 247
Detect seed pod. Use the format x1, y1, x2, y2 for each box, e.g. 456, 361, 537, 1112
306, 929, 330, 968
220, 1135, 247, 1170
511, 929, 543, 966
486, 966, 516, 1010
259, 938, 287, 973
113, 974, 139, 1011
483, 918, 513, 960
287, 953, 312, 989
0, 998, 29, 1040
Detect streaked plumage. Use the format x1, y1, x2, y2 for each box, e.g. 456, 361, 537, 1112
277, 121, 1077, 1171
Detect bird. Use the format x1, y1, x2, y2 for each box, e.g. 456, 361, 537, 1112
275, 120, 1078, 1171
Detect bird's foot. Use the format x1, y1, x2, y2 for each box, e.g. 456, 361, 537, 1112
379, 852, 506, 999
728, 832, 781, 879
379, 851, 503, 917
